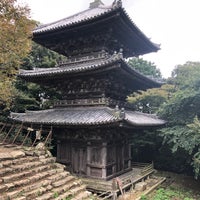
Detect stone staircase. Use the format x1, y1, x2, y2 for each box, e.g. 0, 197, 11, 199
0, 143, 92, 200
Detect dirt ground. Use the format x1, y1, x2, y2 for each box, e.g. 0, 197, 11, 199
118, 171, 200, 200
156, 171, 200, 195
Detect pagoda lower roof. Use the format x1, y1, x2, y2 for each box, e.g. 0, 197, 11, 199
19, 53, 161, 88
10, 106, 165, 127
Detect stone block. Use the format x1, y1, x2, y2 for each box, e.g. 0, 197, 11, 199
10, 151, 25, 159
135, 182, 147, 191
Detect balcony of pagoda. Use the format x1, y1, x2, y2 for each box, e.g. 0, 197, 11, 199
53, 98, 135, 109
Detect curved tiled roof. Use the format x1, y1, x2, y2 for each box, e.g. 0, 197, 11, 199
32, 0, 159, 54
33, 4, 116, 35
10, 106, 165, 127
19, 53, 162, 88
125, 111, 165, 126
19, 54, 121, 79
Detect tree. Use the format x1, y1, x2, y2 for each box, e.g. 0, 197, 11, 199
128, 61, 200, 178
21, 42, 66, 70
128, 57, 162, 78
127, 84, 174, 113
159, 62, 200, 178
170, 61, 200, 90
0, 0, 35, 112
12, 42, 65, 113
127, 57, 166, 113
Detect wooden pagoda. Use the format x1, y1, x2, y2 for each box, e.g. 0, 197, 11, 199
10, 0, 165, 180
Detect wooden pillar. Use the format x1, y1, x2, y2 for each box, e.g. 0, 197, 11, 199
86, 142, 91, 176
102, 142, 107, 179
128, 144, 131, 168
122, 142, 125, 170
57, 140, 61, 161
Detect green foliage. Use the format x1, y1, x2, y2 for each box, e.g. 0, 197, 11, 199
12, 42, 65, 113
53, 192, 59, 198
128, 61, 200, 178
148, 187, 194, 200
0, 0, 35, 111
128, 57, 162, 78
64, 196, 73, 200
141, 195, 148, 200
159, 89, 200, 125
21, 42, 66, 70
171, 61, 200, 90
128, 84, 174, 113
159, 62, 200, 178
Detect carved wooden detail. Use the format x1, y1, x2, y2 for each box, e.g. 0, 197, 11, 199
45, 29, 129, 57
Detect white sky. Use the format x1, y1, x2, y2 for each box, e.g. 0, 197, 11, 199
18, 0, 200, 78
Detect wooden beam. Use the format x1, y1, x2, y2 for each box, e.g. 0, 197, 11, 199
2, 124, 15, 143
12, 123, 23, 144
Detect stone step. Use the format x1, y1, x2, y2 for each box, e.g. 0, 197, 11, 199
52, 179, 82, 197
8, 168, 57, 189
14, 197, 26, 200
23, 186, 47, 199
0, 144, 92, 200
39, 157, 56, 165
0, 158, 41, 177
3, 173, 83, 199
71, 190, 92, 200
10, 160, 42, 172
0, 167, 13, 177
47, 171, 70, 182
0, 166, 55, 195
52, 175, 76, 188
0, 150, 25, 161
54, 184, 86, 200
35, 191, 54, 200
70, 184, 86, 196
0, 184, 7, 193
2, 163, 53, 184
2, 156, 39, 167
54, 191, 73, 200
3, 178, 52, 199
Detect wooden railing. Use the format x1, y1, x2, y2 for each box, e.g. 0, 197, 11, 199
0, 122, 52, 148
141, 162, 154, 176
132, 162, 154, 175
109, 162, 154, 199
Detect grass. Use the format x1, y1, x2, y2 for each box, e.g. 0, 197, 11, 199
139, 170, 200, 200
143, 186, 196, 200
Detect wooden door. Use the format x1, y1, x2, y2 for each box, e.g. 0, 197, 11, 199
72, 146, 87, 175
116, 144, 123, 172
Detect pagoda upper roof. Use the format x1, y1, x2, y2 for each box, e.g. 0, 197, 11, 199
33, 1, 118, 35
10, 106, 165, 127
19, 51, 162, 89
32, 0, 160, 57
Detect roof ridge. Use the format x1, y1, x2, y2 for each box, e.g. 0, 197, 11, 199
33, 2, 118, 34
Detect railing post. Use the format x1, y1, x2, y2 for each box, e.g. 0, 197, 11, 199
3, 124, 14, 143
112, 178, 117, 200
44, 126, 53, 146
12, 123, 23, 144
0, 122, 6, 135
32, 125, 42, 146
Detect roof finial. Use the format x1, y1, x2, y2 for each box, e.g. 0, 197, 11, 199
112, 0, 122, 8
89, 0, 104, 9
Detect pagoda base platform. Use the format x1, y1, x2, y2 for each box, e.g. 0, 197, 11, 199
80, 162, 163, 199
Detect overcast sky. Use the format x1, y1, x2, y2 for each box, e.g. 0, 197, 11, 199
18, 0, 200, 78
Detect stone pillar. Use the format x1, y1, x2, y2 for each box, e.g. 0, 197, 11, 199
86, 142, 91, 176
102, 142, 107, 179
